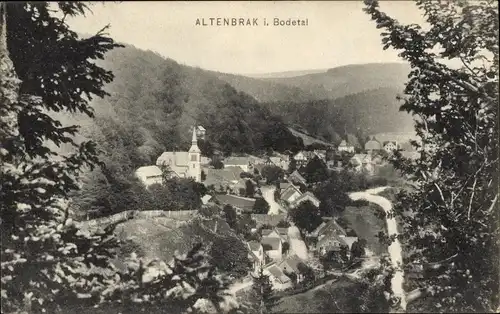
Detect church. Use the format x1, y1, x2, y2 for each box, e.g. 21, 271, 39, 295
156, 127, 202, 182
135, 127, 202, 187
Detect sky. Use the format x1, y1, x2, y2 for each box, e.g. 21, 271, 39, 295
66, 1, 428, 75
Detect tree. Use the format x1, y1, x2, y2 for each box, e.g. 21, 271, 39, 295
297, 263, 315, 284
260, 165, 284, 185
209, 237, 251, 279
201, 170, 207, 181
253, 198, 270, 214
210, 159, 224, 169
351, 238, 367, 260
223, 205, 237, 229
302, 156, 329, 183
288, 200, 323, 233
251, 267, 276, 314
245, 179, 255, 197
1, 3, 123, 312
364, 0, 499, 312
1, 3, 231, 313
282, 242, 290, 255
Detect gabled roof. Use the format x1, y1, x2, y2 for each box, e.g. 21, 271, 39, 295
135, 165, 162, 178
365, 138, 382, 150
311, 219, 347, 238
383, 141, 397, 146
157, 151, 189, 167
288, 170, 306, 184
339, 236, 358, 250
339, 140, 349, 147
247, 240, 262, 251
251, 214, 287, 227
261, 237, 281, 251
276, 228, 288, 236
265, 265, 291, 284
279, 182, 292, 190
196, 125, 206, 131
261, 229, 278, 237
291, 192, 320, 207
224, 156, 251, 166
281, 184, 303, 202
279, 254, 303, 274
213, 194, 256, 211
203, 167, 244, 186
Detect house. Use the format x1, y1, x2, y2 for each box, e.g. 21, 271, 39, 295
156, 128, 202, 182
276, 228, 289, 243
400, 151, 421, 160
338, 140, 355, 153
224, 156, 253, 172
200, 156, 211, 166
350, 154, 375, 174
293, 151, 315, 167
287, 170, 307, 186
261, 236, 283, 262
195, 125, 206, 140
308, 218, 358, 256
279, 182, 292, 192
203, 166, 244, 191
364, 137, 382, 152
280, 184, 303, 205
289, 191, 321, 209
263, 264, 293, 290
269, 156, 289, 171
313, 150, 327, 160
212, 194, 256, 213
383, 141, 399, 153
278, 254, 304, 283
135, 165, 163, 187
251, 214, 287, 228
261, 228, 281, 239
247, 241, 265, 273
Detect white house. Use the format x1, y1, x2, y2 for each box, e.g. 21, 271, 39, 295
224, 156, 252, 172
383, 141, 398, 153
280, 184, 303, 205
135, 165, 163, 187
338, 140, 355, 153
247, 241, 264, 273
261, 236, 282, 262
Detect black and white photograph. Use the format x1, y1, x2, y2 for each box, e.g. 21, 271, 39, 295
1, 1, 499, 313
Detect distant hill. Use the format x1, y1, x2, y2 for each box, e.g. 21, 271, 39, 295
261, 87, 416, 145
244, 68, 328, 79
261, 62, 411, 100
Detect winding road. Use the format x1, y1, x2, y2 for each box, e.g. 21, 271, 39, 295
349, 187, 407, 311
261, 185, 283, 215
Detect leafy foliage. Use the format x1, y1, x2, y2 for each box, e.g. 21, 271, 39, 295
252, 198, 270, 215
288, 200, 323, 233
364, 0, 499, 312
209, 237, 251, 279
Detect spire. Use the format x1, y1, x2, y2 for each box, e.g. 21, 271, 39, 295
191, 126, 197, 143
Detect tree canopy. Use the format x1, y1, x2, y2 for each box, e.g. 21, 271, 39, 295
364, 0, 499, 312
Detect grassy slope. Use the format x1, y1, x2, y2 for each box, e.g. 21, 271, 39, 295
341, 203, 387, 255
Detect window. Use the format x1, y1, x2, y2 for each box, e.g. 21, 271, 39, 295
192, 164, 196, 168
191, 154, 197, 161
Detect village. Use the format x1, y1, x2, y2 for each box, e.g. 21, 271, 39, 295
132, 125, 424, 291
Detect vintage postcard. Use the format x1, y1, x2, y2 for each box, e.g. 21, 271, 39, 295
1, 1, 498, 313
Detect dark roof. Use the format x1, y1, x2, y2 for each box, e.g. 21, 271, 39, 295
281, 184, 302, 202
213, 194, 256, 211
261, 229, 276, 236
252, 214, 287, 227
261, 237, 281, 251
266, 265, 291, 284
311, 219, 347, 238
248, 240, 261, 251
288, 170, 306, 183
276, 228, 288, 235
279, 254, 303, 274
280, 182, 292, 190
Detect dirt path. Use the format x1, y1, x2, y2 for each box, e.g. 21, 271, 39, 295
349, 187, 406, 310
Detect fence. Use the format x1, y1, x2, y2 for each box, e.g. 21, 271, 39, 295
78, 210, 198, 231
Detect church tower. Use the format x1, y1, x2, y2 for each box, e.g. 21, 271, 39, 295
188, 127, 201, 182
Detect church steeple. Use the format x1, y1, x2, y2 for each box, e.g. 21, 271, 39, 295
189, 127, 201, 153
